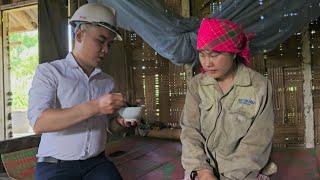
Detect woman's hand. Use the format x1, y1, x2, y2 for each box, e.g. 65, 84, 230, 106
257, 174, 270, 180
116, 117, 139, 127
197, 169, 218, 180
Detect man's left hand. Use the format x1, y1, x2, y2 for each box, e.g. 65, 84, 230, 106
257, 174, 270, 180
116, 117, 139, 128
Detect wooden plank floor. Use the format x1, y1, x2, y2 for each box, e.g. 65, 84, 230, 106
106, 136, 184, 180
1, 136, 319, 179
106, 136, 320, 180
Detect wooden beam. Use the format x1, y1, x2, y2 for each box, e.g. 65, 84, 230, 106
302, 26, 315, 148
181, 0, 190, 17
0, 10, 5, 141
8, 12, 19, 27
26, 8, 38, 25
78, 0, 87, 7
68, 0, 78, 18
68, 0, 87, 18
0, 135, 40, 154
8, 26, 29, 33
12, 10, 35, 30
2, 12, 12, 139
0, 0, 36, 11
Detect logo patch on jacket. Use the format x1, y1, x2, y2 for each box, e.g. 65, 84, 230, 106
238, 98, 255, 105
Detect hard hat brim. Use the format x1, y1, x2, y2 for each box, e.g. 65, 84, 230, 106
98, 23, 122, 41
70, 20, 122, 41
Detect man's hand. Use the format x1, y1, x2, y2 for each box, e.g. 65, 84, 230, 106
257, 174, 270, 180
197, 169, 218, 180
116, 117, 139, 128
95, 93, 125, 114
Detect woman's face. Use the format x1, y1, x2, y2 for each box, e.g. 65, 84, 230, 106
199, 50, 236, 80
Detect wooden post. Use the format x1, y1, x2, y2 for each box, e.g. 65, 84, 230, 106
302, 26, 315, 148
68, 0, 77, 18
181, 0, 194, 81
68, 0, 87, 18
0, 9, 4, 141
2, 11, 12, 139
181, 0, 190, 18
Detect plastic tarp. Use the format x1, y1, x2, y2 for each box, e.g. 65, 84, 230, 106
211, 0, 320, 55
89, 0, 320, 65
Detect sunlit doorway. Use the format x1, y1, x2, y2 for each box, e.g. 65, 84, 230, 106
1, 2, 38, 139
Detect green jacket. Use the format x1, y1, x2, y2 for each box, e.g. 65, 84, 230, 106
180, 64, 274, 180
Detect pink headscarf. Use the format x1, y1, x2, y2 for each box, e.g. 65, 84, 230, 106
197, 18, 253, 66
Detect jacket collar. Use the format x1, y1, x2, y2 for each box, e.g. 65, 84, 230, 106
200, 63, 251, 87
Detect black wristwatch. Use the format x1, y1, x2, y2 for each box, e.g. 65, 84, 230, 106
190, 171, 198, 180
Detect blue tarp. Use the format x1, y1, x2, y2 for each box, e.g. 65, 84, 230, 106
89, 0, 320, 65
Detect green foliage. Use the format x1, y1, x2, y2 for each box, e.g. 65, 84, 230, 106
9, 31, 38, 111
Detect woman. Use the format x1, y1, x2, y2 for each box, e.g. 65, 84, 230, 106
180, 18, 274, 180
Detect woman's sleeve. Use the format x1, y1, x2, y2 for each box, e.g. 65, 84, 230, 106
180, 80, 215, 175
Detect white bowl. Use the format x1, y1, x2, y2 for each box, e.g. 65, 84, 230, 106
118, 107, 144, 122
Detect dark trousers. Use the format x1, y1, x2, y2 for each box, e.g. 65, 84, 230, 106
35, 153, 122, 180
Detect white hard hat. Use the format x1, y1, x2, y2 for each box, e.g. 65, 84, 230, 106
70, 3, 122, 41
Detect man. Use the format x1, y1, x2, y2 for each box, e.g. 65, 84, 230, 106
180, 18, 274, 180
28, 3, 133, 180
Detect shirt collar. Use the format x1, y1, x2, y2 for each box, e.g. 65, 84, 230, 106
65, 52, 102, 75
200, 63, 251, 87
66, 52, 79, 68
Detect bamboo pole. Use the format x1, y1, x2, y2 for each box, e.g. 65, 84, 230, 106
301, 26, 315, 148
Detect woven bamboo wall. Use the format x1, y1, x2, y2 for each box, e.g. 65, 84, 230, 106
265, 32, 305, 147
311, 19, 320, 145
313, 67, 320, 145
127, 0, 186, 127
191, 0, 223, 18
267, 67, 305, 147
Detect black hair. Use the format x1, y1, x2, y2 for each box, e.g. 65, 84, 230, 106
235, 55, 245, 65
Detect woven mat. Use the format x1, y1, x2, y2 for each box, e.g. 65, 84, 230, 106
1, 147, 37, 180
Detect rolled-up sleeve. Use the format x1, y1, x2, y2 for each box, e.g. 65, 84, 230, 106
180, 81, 214, 174
222, 80, 274, 180
28, 64, 57, 128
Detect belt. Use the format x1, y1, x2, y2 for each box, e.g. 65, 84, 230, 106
37, 152, 105, 163
37, 156, 60, 163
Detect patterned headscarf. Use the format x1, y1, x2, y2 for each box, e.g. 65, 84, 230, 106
197, 18, 253, 66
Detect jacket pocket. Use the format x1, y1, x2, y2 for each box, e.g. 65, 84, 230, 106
225, 111, 253, 140
199, 102, 216, 138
